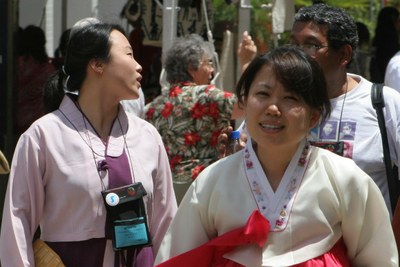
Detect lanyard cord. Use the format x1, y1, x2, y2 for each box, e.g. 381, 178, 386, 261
336, 79, 349, 142
59, 102, 135, 190
59, 107, 107, 191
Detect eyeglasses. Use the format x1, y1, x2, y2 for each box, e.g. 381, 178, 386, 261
200, 59, 214, 68
295, 43, 329, 56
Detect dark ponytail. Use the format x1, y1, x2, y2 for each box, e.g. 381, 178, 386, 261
43, 70, 66, 113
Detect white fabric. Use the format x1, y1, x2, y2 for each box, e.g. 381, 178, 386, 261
0, 95, 177, 266
220, 30, 235, 92
272, 0, 295, 34
244, 140, 309, 232
155, 144, 397, 266
385, 51, 400, 93
120, 87, 146, 118
309, 73, 400, 212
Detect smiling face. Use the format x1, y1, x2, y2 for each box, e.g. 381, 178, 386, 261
244, 65, 320, 153
102, 30, 143, 100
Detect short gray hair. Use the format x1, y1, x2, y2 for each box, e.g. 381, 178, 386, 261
164, 34, 214, 83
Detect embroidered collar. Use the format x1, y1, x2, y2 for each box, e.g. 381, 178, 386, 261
243, 139, 311, 231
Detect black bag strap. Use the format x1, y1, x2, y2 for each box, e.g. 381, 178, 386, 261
371, 83, 398, 213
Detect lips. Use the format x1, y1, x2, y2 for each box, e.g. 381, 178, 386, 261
260, 123, 284, 131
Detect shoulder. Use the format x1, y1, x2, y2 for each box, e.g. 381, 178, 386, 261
194, 152, 243, 189
15, 111, 65, 148
310, 146, 370, 187
382, 84, 400, 100
127, 112, 160, 135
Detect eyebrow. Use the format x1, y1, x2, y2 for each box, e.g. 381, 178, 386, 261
254, 82, 271, 89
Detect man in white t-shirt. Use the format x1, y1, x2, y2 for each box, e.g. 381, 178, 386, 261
385, 51, 400, 93
290, 4, 400, 213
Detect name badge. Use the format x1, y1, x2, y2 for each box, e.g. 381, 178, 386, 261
101, 182, 152, 251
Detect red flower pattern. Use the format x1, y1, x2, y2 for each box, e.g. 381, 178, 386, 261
190, 102, 207, 119
191, 165, 206, 180
170, 155, 182, 170
224, 91, 233, 98
145, 82, 236, 183
184, 132, 201, 146
146, 107, 156, 120
169, 86, 183, 97
209, 130, 221, 147
207, 103, 220, 119
161, 102, 174, 118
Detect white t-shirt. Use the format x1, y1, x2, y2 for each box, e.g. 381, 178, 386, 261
385, 51, 400, 93
120, 88, 146, 119
309, 73, 400, 211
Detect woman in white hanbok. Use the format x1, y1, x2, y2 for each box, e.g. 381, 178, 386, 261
155, 45, 397, 267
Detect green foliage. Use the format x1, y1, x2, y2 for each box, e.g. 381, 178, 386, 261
212, 0, 392, 50
213, 0, 237, 23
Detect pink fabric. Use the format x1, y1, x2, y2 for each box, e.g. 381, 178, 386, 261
293, 238, 349, 267
155, 210, 270, 267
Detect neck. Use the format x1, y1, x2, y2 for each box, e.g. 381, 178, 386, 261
255, 143, 300, 192
77, 88, 119, 141
327, 75, 357, 99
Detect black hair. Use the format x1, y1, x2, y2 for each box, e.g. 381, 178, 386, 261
20, 25, 49, 63
43, 21, 125, 111
236, 45, 331, 123
63, 23, 125, 92
294, 4, 358, 52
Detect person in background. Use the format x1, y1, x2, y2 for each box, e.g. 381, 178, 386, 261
370, 6, 400, 83
155, 45, 397, 266
145, 33, 243, 204
0, 19, 177, 266
15, 25, 56, 137
290, 3, 400, 214
52, 28, 71, 70
385, 50, 400, 92
347, 21, 371, 79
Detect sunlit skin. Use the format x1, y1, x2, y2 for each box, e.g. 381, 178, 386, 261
102, 30, 143, 102
244, 65, 320, 190
77, 29, 142, 141
290, 21, 357, 98
189, 56, 215, 85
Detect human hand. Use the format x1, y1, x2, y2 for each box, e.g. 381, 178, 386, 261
218, 126, 247, 159
238, 31, 257, 72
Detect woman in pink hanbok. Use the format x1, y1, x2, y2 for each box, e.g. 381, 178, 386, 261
1, 19, 177, 266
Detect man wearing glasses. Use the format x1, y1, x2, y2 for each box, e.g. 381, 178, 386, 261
289, 4, 400, 215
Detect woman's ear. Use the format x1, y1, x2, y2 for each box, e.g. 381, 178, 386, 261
309, 110, 321, 130
88, 59, 104, 75
187, 64, 196, 80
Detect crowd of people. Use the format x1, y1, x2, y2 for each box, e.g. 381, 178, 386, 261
1, 2, 400, 266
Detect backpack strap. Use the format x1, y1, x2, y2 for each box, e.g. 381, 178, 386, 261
371, 83, 399, 213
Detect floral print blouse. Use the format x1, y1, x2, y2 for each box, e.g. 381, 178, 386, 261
145, 82, 237, 183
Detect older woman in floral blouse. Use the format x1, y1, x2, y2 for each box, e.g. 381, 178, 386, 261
145, 33, 244, 203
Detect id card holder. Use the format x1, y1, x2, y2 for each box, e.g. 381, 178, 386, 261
310, 141, 344, 156
101, 182, 152, 251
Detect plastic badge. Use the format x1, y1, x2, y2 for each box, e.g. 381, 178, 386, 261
101, 182, 152, 251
